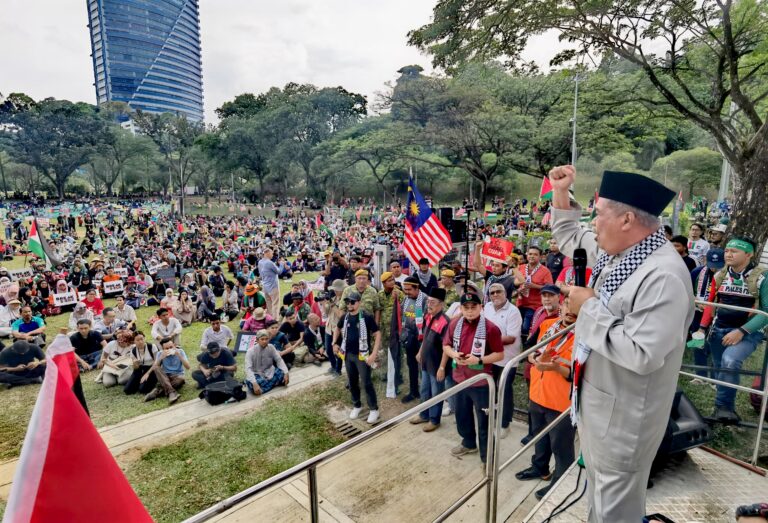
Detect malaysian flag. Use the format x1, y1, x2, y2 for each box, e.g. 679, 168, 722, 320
404, 177, 452, 267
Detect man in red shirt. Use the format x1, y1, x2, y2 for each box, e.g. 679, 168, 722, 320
515, 246, 554, 338
442, 293, 504, 464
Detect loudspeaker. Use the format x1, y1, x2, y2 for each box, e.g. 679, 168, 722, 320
450, 219, 467, 243
437, 207, 453, 229
652, 390, 712, 472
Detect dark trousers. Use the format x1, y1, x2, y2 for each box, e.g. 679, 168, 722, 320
325, 333, 342, 373
123, 366, 158, 395
345, 356, 378, 410
0, 366, 45, 386
402, 335, 420, 396
520, 307, 535, 338
191, 369, 230, 390
455, 384, 492, 462
492, 365, 517, 429
529, 400, 575, 483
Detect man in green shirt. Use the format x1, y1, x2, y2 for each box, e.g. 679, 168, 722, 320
378, 271, 404, 398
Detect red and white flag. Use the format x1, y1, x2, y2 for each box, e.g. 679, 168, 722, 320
404, 177, 452, 267
3, 334, 152, 523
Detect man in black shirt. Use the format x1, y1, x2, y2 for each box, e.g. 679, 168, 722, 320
192, 342, 237, 389
70, 319, 107, 371
278, 309, 305, 368
671, 235, 697, 272
0, 340, 46, 387
545, 239, 566, 281
333, 291, 381, 424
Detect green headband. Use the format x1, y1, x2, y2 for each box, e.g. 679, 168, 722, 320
726, 239, 754, 253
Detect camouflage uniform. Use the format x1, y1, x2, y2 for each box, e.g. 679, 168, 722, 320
443, 286, 460, 308
342, 285, 381, 317
377, 288, 404, 350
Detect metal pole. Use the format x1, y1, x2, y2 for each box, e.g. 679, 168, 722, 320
571, 72, 579, 166
308, 466, 319, 522
465, 205, 471, 293
717, 102, 737, 202
484, 379, 497, 523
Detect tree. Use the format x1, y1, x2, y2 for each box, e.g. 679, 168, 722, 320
0, 97, 111, 198
0, 151, 10, 197
217, 116, 275, 198
133, 111, 204, 215
90, 128, 154, 196
651, 147, 722, 198
409, 0, 768, 244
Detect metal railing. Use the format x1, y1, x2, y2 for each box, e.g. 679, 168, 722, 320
186, 300, 768, 523
182, 372, 497, 523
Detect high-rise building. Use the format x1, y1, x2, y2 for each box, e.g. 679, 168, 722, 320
86, 0, 204, 122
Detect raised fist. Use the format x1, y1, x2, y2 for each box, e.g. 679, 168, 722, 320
548, 165, 576, 191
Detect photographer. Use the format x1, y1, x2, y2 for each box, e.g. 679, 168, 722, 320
323, 251, 348, 289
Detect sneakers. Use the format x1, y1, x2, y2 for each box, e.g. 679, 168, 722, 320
168, 391, 180, 404
515, 467, 552, 481
534, 484, 552, 501
349, 407, 362, 420
409, 416, 428, 425
520, 434, 533, 445
442, 403, 453, 416
499, 427, 510, 439
689, 377, 706, 385
451, 444, 478, 457
144, 390, 159, 402
423, 422, 439, 432
367, 410, 380, 424
401, 394, 417, 404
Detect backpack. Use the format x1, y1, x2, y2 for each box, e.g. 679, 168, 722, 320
199, 376, 246, 405
713, 267, 766, 309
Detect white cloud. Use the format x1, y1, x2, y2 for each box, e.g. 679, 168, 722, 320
1, 0, 564, 122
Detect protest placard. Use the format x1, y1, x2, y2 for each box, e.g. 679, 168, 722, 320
53, 292, 78, 307
114, 268, 129, 278
103, 280, 125, 294
148, 263, 164, 275
9, 268, 34, 281
481, 237, 515, 264
78, 289, 101, 301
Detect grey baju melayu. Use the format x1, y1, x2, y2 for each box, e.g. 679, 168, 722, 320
552, 207, 694, 523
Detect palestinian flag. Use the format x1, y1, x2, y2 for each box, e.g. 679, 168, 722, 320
539, 176, 553, 201
28, 219, 62, 268
315, 214, 333, 239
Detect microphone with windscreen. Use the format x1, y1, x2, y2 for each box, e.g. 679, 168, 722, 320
573, 248, 588, 287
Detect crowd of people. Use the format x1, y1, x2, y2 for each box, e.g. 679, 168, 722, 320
0, 189, 764, 510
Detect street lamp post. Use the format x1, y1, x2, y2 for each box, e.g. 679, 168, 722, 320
571, 72, 579, 166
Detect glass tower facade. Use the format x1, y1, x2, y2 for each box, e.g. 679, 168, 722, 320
87, 0, 204, 121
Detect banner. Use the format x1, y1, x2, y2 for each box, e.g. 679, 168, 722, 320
9, 268, 34, 281
481, 236, 515, 264
103, 280, 125, 294
53, 292, 78, 307
147, 263, 164, 275
78, 290, 100, 301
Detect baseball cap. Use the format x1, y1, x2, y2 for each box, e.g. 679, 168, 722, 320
706, 249, 725, 270
345, 291, 362, 303
460, 293, 482, 305
206, 341, 221, 353
710, 224, 727, 233
541, 284, 561, 295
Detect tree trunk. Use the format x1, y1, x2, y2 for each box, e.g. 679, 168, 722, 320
0, 155, 8, 197
479, 179, 488, 217
56, 176, 65, 199
730, 154, 768, 248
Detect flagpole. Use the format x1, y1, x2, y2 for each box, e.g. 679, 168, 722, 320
465, 203, 471, 294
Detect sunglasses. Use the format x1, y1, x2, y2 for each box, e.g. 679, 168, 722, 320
490, 290, 504, 295
344, 299, 359, 305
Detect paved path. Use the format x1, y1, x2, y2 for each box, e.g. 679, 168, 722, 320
0, 363, 332, 500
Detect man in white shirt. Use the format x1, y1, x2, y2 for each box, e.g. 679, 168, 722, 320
114, 295, 137, 330
151, 308, 182, 346
483, 282, 522, 438
200, 317, 234, 354
688, 223, 710, 266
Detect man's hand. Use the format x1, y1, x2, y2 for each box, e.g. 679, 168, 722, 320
548, 165, 576, 191
723, 329, 745, 346
533, 356, 559, 373
415, 351, 422, 364
97, 360, 105, 370
568, 286, 596, 315
436, 367, 446, 382
283, 373, 290, 385
365, 354, 377, 366
202, 368, 211, 378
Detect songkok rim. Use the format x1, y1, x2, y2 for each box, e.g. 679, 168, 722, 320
441, 269, 456, 278
727, 239, 755, 253
428, 287, 446, 302
599, 171, 676, 217
354, 269, 369, 278
380, 271, 394, 283
460, 293, 482, 305
256, 329, 269, 339
403, 276, 420, 287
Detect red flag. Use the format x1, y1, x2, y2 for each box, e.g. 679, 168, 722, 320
315, 214, 322, 228
4, 335, 152, 523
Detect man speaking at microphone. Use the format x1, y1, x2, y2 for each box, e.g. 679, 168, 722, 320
548, 165, 693, 522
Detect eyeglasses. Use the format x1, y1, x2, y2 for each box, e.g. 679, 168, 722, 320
344, 299, 359, 305
490, 290, 504, 295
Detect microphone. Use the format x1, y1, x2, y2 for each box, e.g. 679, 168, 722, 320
573, 248, 587, 287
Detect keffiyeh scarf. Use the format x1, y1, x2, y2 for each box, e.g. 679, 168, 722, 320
341, 311, 369, 361
452, 313, 487, 370
571, 227, 668, 425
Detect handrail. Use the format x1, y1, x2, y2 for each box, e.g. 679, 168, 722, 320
183, 372, 497, 523
489, 323, 575, 521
